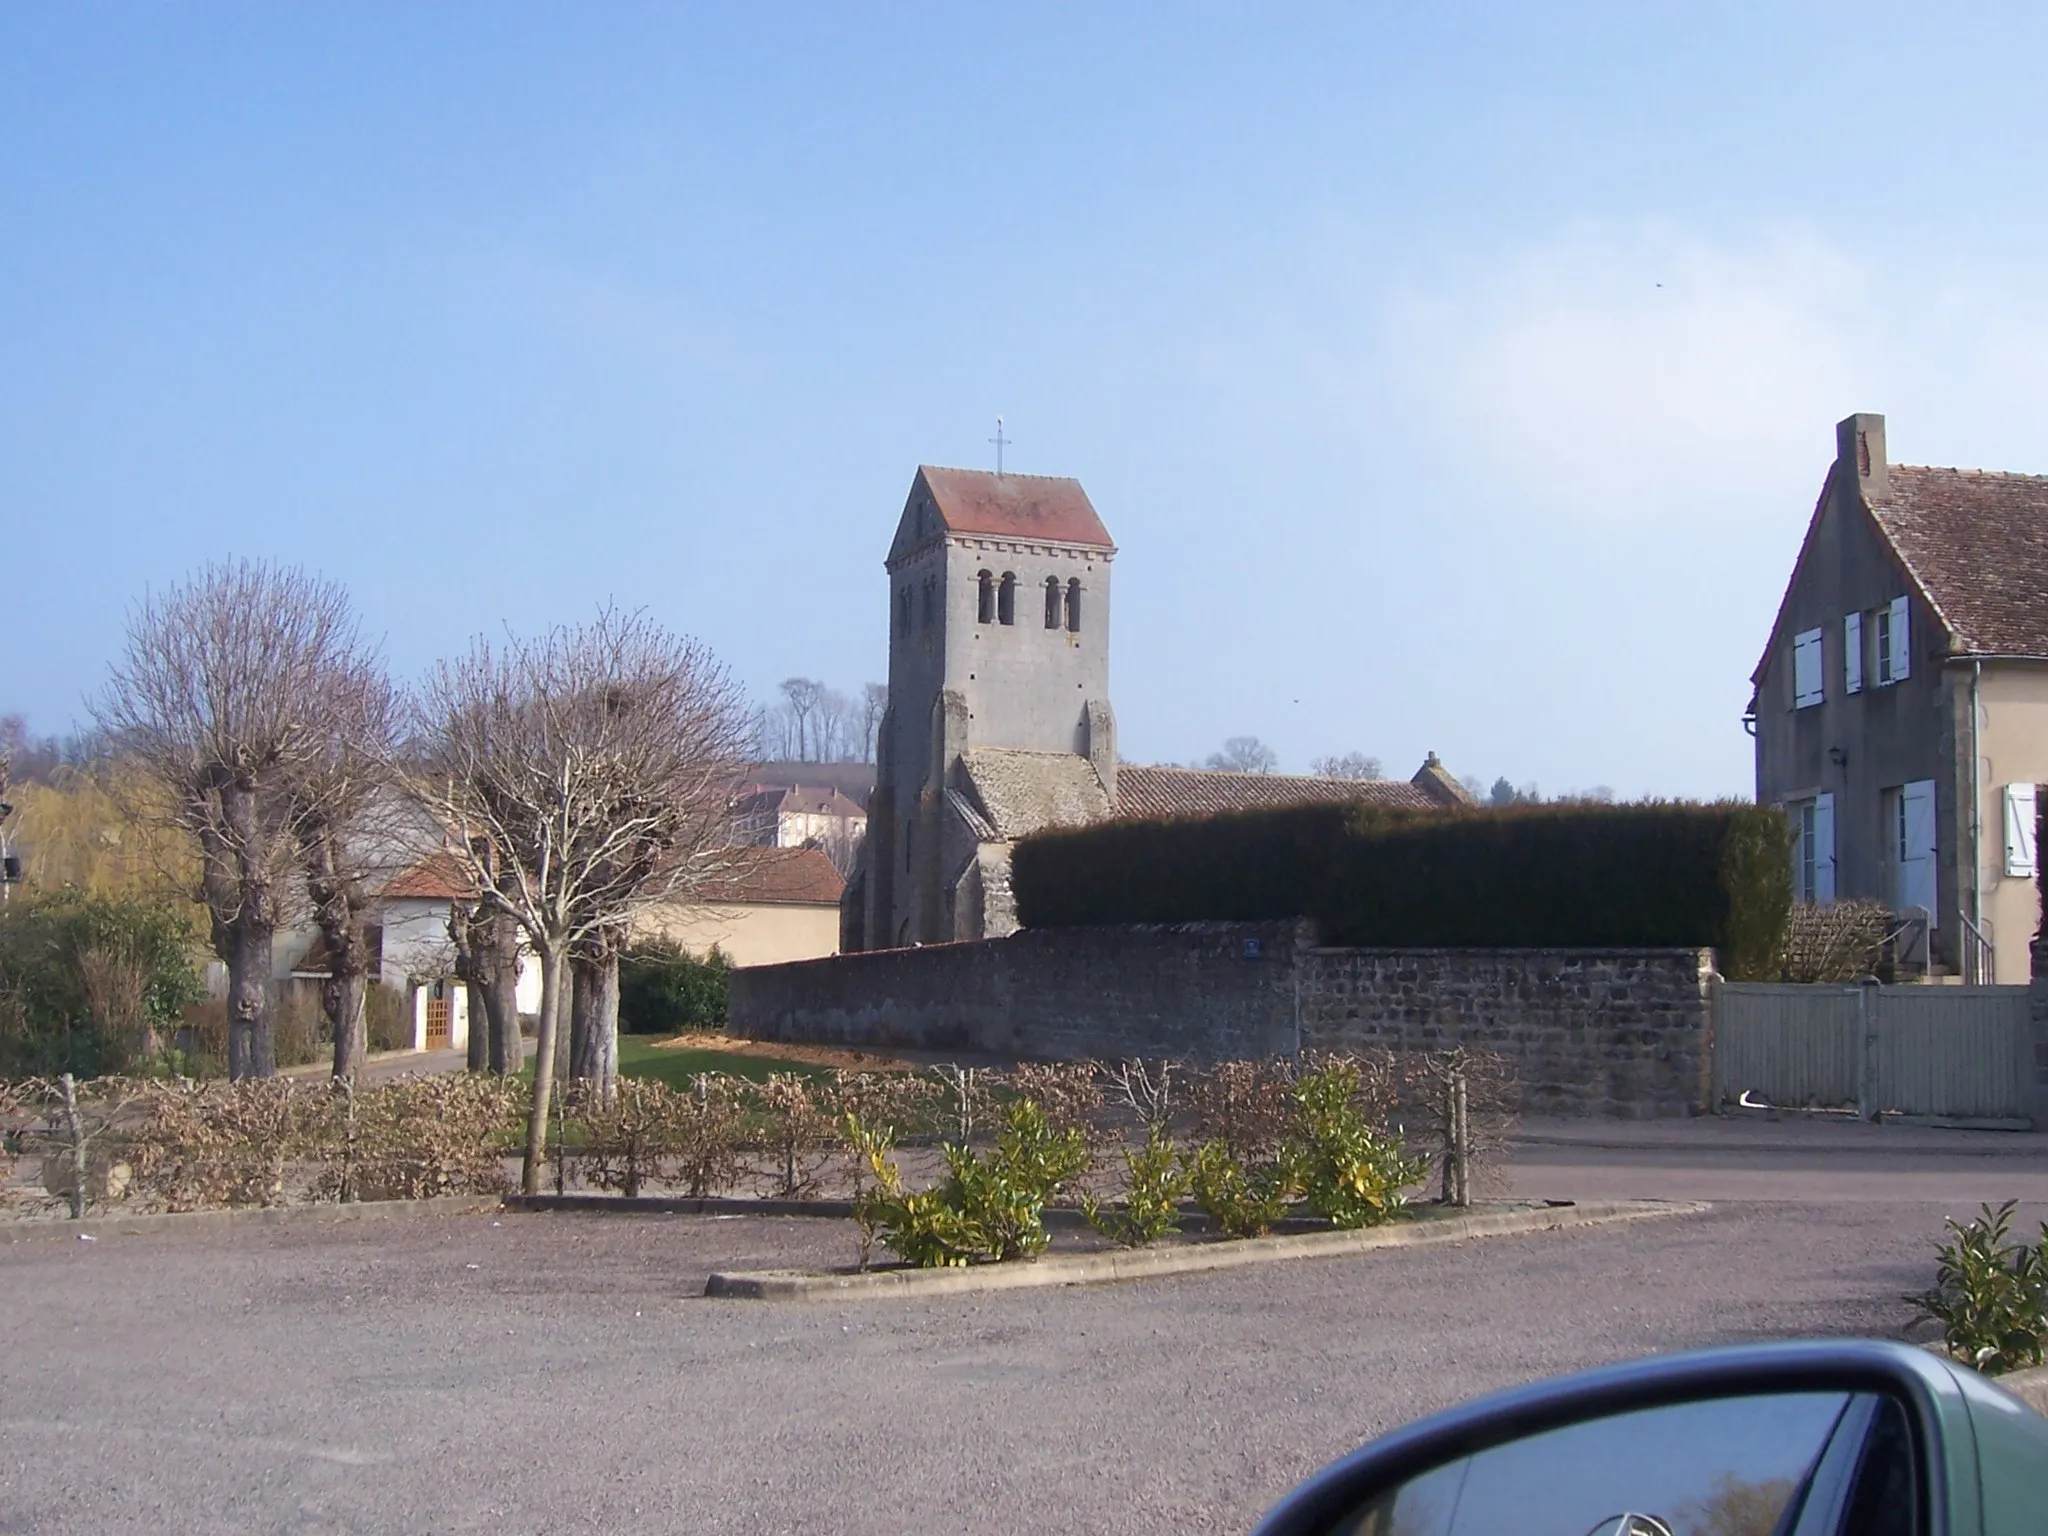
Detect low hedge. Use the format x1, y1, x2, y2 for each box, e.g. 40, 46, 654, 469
1011, 800, 1792, 979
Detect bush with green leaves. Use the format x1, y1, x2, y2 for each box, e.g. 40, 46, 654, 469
845, 1097, 1089, 1266
0, 890, 204, 1076
618, 938, 730, 1034
1910, 1201, 2048, 1376
1082, 1127, 1189, 1247
1182, 1139, 1294, 1239
1281, 1058, 1427, 1229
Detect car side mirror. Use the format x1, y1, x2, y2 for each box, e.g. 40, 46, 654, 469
1253, 1340, 2048, 1536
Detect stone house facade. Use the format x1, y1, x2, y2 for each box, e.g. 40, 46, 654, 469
1751, 413, 2048, 982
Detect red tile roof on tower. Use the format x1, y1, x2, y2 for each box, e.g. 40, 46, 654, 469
1871, 466, 2048, 657
916, 466, 1115, 550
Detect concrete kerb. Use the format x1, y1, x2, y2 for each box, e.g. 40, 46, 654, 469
0, 1194, 504, 1242
704, 1198, 1708, 1301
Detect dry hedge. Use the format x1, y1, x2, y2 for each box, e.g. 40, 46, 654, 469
0, 1050, 1520, 1217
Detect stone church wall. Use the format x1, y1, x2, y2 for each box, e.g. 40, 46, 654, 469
731, 924, 1720, 1116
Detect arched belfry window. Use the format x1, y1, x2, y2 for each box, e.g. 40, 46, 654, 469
920, 577, 935, 631
997, 572, 1016, 626
977, 570, 995, 625
1043, 576, 1061, 629
1066, 577, 1082, 633
896, 588, 912, 637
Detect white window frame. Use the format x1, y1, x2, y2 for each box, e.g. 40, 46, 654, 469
1792, 628, 1825, 709
2007, 782, 2039, 879
1791, 793, 1835, 905
1876, 596, 1911, 686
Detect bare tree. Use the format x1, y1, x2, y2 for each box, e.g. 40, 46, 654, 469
814, 687, 851, 761
284, 654, 399, 1082
450, 886, 523, 1075
95, 563, 365, 1079
1311, 752, 1382, 780
859, 682, 887, 764
1206, 736, 1279, 775
406, 609, 751, 1193
778, 678, 825, 761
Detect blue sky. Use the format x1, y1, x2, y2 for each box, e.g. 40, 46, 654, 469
6, 4, 2047, 796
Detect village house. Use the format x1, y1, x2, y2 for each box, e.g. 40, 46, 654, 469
1750, 412, 2048, 982
842, 465, 1473, 950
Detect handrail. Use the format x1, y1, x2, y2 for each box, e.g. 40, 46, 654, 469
1960, 912, 1996, 985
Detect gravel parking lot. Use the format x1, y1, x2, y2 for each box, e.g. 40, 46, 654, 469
0, 1156, 2018, 1536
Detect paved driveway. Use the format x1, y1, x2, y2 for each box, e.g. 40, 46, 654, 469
0, 1121, 2040, 1534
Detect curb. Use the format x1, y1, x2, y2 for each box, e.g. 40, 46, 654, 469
0, 1194, 504, 1242
704, 1198, 1708, 1301
500, 1193, 1337, 1235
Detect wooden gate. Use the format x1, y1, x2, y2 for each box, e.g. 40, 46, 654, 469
424, 994, 451, 1050
1714, 982, 2032, 1121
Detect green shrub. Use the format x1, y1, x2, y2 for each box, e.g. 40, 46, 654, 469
846, 1098, 1089, 1267
1910, 1201, 2048, 1376
618, 939, 730, 1034
1012, 800, 1792, 978
1279, 1059, 1425, 1229
1182, 1140, 1294, 1239
0, 890, 204, 1076
1082, 1127, 1189, 1247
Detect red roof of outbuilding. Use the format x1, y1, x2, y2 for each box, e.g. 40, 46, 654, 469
380, 852, 474, 902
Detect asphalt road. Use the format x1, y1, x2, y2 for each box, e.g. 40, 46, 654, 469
0, 1123, 2041, 1534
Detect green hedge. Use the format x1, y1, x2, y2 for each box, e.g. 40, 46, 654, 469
1011, 801, 1792, 979
618, 939, 730, 1035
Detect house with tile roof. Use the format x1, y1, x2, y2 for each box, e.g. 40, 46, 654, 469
633, 845, 846, 968
1750, 413, 2048, 983
844, 465, 1472, 949
730, 783, 868, 876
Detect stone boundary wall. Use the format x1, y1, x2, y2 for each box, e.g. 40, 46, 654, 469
1297, 947, 1717, 1119
731, 921, 1307, 1062
732, 924, 1722, 1117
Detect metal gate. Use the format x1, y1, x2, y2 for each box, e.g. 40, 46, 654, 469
1713, 982, 2032, 1121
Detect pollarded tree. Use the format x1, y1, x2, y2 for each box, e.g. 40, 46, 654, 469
406, 609, 750, 1193
94, 563, 371, 1079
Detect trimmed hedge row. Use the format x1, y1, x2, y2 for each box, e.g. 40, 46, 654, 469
1011, 801, 1792, 979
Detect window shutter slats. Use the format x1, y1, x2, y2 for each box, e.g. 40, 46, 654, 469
1793, 628, 1824, 708
2007, 783, 2039, 879
1814, 792, 1836, 904
1844, 612, 1862, 694
1888, 596, 1911, 681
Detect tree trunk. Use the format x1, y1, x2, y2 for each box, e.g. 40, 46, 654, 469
487, 937, 522, 1077
464, 981, 488, 1072
226, 915, 275, 1081
520, 941, 565, 1196
326, 969, 368, 1083
568, 944, 619, 1105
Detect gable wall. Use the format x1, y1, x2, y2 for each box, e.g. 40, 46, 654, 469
1755, 477, 1953, 935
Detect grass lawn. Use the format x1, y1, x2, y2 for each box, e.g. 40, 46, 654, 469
615, 1034, 828, 1087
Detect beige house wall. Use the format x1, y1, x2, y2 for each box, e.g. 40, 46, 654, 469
633, 900, 840, 969
1972, 662, 2048, 982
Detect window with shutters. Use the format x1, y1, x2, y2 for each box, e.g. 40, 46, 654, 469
2006, 783, 2039, 879
1792, 628, 1824, 709
1790, 794, 1836, 904
1875, 597, 1910, 685
1843, 612, 1863, 694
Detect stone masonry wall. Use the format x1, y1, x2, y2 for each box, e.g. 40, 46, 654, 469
1298, 947, 1717, 1118
733, 925, 1720, 1117
731, 920, 1307, 1063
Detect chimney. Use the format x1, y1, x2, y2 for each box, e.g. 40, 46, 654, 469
1835, 412, 1888, 502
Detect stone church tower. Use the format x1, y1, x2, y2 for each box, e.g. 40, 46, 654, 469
840, 464, 1475, 952
851, 466, 1118, 949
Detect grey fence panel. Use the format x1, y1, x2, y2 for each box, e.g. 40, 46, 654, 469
1713, 984, 1861, 1109
1872, 987, 2031, 1120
